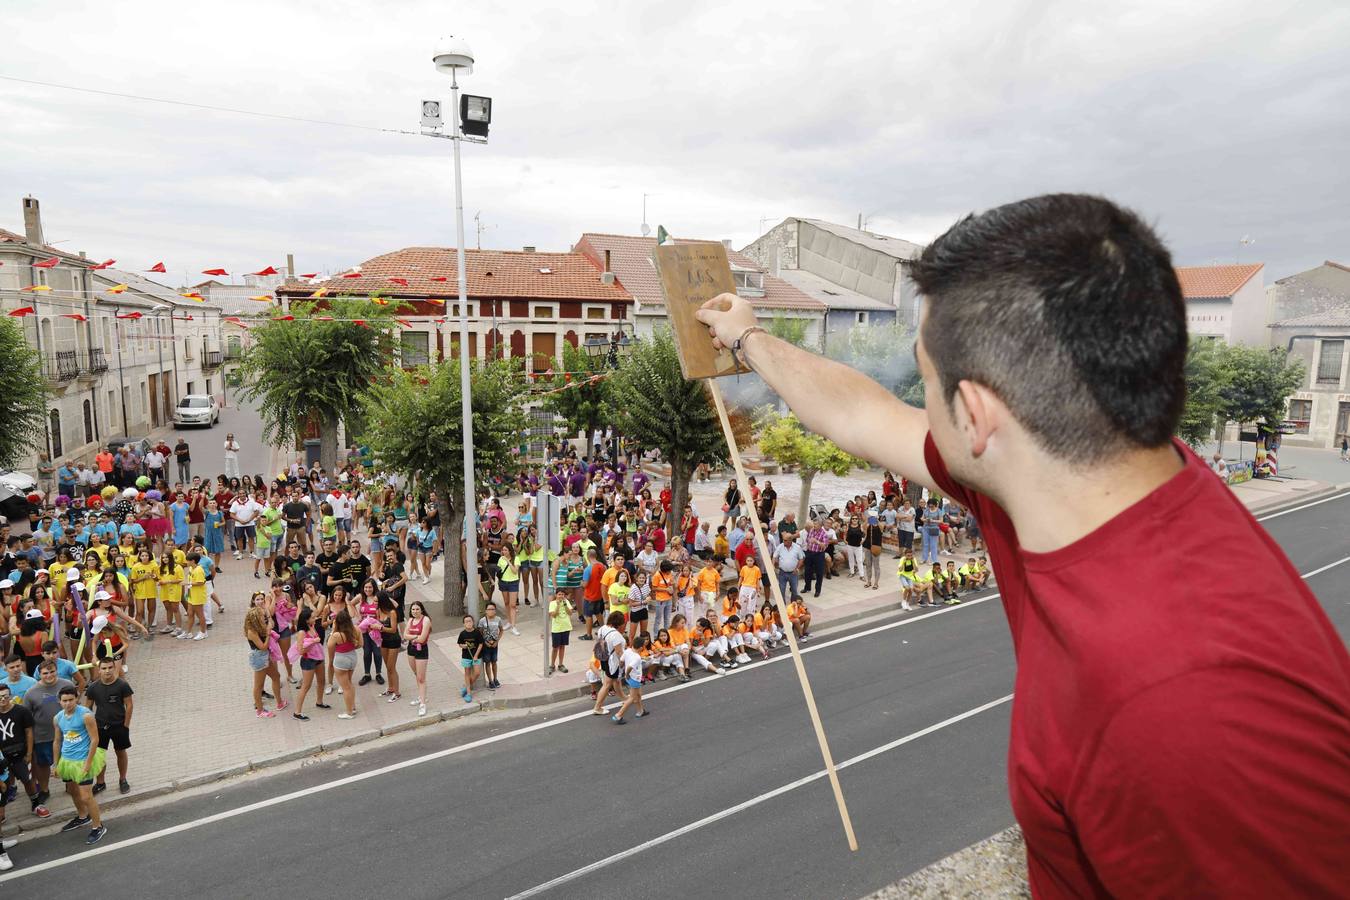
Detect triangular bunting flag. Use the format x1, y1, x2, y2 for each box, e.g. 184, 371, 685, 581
146, 262, 167, 273
105, 284, 128, 294
251, 266, 279, 276
62, 313, 87, 321
34, 257, 60, 269
7, 306, 35, 317
202, 268, 228, 276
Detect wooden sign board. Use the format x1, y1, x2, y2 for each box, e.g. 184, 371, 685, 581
653, 241, 751, 380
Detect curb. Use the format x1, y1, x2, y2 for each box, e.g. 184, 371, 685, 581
1248, 482, 1350, 518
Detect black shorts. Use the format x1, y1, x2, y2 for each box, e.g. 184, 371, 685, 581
480, 645, 499, 663
407, 642, 429, 660
551, 631, 570, 648
583, 599, 605, 618
602, 660, 619, 680
98, 724, 132, 752
380, 633, 401, 651
300, 657, 322, 671
3, 754, 30, 787
629, 608, 649, 623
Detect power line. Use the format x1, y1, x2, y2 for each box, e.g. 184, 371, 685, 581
0, 74, 424, 137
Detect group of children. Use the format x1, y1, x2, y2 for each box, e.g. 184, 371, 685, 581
895, 551, 989, 609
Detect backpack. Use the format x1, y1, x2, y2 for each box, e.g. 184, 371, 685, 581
593, 626, 611, 664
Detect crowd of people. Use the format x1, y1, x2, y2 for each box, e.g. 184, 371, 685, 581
0, 430, 990, 870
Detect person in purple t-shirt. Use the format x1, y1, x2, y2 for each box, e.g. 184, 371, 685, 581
568, 468, 588, 507
632, 470, 648, 495
547, 468, 566, 498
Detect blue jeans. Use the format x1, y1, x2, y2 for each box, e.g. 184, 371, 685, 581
921, 530, 939, 564
652, 600, 672, 633
777, 570, 801, 602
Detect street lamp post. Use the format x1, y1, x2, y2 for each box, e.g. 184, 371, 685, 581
584, 329, 633, 470
434, 36, 481, 619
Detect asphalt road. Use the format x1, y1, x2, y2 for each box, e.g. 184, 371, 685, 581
2, 492, 1346, 898
169, 394, 273, 483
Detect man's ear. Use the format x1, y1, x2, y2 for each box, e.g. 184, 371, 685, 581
955, 380, 1001, 457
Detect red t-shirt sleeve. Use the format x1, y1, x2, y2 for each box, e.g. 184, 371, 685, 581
1068, 667, 1350, 898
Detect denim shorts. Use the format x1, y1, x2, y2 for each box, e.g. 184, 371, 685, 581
248, 647, 269, 671
332, 649, 358, 671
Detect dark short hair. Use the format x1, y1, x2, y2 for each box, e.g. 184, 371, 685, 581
911, 193, 1186, 464
59, 685, 78, 698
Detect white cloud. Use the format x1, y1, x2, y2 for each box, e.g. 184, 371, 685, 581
1, 0, 1347, 281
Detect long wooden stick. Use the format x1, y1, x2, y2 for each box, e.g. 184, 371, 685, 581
707, 379, 859, 852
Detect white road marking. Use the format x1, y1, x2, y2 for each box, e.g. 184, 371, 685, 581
1255, 490, 1350, 521
0, 593, 996, 882
1300, 555, 1350, 580
504, 693, 1016, 900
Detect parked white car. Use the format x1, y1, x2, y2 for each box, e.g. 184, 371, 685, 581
173, 395, 219, 427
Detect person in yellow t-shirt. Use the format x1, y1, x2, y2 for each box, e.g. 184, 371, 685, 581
548, 589, 574, 674
607, 569, 632, 618
183, 552, 209, 640
129, 549, 160, 629
156, 551, 184, 637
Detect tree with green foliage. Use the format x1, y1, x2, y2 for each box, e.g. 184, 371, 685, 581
755, 409, 866, 523
360, 358, 526, 618
766, 314, 810, 348
542, 339, 611, 452
1217, 345, 1305, 432
237, 297, 399, 473
608, 330, 733, 529
1177, 338, 1230, 449
0, 318, 48, 469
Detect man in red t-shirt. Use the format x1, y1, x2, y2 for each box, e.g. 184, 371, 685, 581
698, 194, 1349, 897
580, 548, 606, 639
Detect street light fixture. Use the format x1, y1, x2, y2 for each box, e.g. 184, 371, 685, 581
432, 34, 482, 618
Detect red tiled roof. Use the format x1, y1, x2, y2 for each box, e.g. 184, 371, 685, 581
574, 232, 825, 312
275, 247, 631, 302
1175, 263, 1263, 299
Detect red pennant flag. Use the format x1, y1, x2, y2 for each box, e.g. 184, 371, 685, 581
21, 285, 51, 292
395, 318, 414, 328
353, 320, 369, 328
272, 314, 295, 321
7, 306, 35, 317
116, 312, 143, 319
298, 273, 318, 279
173, 315, 195, 321
181, 292, 206, 302
371, 298, 389, 306
89, 259, 115, 270
62, 313, 88, 321
425, 297, 446, 306
341, 272, 363, 279
202, 268, 228, 276
251, 266, 279, 276
34, 257, 60, 269
388, 277, 409, 286
146, 262, 167, 273
434, 317, 448, 323
564, 374, 572, 383
429, 276, 449, 282
223, 316, 242, 322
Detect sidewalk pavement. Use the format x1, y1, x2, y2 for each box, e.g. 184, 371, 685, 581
6, 456, 1337, 835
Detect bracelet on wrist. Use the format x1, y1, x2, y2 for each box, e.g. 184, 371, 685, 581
732, 326, 767, 367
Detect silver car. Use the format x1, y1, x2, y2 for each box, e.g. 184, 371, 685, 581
173, 395, 219, 428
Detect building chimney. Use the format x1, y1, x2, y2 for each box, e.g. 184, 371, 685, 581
522, 245, 536, 253
770, 246, 781, 278
22, 196, 43, 247
603, 249, 612, 274
600, 272, 616, 286
721, 239, 732, 250
286, 253, 295, 277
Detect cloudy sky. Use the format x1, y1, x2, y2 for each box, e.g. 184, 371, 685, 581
2, 0, 1346, 285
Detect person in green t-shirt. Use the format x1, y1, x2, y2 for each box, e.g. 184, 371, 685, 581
547, 589, 574, 674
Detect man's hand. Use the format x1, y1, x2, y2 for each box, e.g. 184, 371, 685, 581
695, 293, 757, 351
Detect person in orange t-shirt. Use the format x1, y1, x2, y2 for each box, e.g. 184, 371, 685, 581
581, 548, 606, 640
737, 561, 761, 617
786, 598, 811, 641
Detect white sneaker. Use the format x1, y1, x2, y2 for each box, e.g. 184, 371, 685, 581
418, 704, 427, 717
0, 851, 11, 871
337, 686, 343, 694
1, 837, 15, 850
337, 712, 357, 720
510, 626, 520, 636
410, 697, 420, 705
176, 631, 188, 640
193, 632, 206, 641
737, 653, 752, 664
324, 685, 334, 695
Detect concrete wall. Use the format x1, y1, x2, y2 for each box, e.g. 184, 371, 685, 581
1267, 263, 1350, 324
1273, 327, 1350, 448
1228, 272, 1269, 346
1186, 298, 1233, 342
797, 221, 897, 304
740, 219, 798, 272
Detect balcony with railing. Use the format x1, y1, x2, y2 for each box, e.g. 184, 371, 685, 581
86, 347, 108, 374
203, 347, 223, 368
45, 349, 80, 381
224, 342, 242, 360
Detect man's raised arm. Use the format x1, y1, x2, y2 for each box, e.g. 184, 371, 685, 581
696, 293, 936, 493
